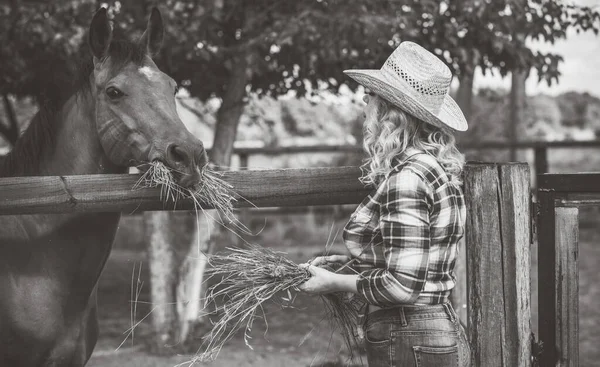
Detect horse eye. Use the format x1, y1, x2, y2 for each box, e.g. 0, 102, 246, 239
106, 87, 124, 99
174, 85, 179, 96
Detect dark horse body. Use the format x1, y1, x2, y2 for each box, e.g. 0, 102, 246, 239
0, 8, 206, 366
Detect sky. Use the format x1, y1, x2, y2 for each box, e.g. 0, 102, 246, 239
474, 0, 600, 97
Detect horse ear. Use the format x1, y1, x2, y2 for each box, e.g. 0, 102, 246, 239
88, 7, 112, 60
139, 7, 164, 57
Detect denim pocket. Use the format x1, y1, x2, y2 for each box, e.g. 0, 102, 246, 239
364, 320, 390, 344
413, 345, 459, 367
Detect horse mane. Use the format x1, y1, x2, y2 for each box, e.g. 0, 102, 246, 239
0, 28, 148, 177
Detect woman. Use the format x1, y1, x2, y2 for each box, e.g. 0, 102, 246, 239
299, 41, 471, 366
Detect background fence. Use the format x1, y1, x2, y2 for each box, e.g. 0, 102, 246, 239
227, 140, 600, 179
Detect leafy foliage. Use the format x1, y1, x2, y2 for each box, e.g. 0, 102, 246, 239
1, 1, 598, 98
0, 0, 598, 140
0, 0, 96, 98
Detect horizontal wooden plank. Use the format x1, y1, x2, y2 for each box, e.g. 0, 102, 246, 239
232, 145, 364, 155
463, 140, 600, 149
538, 173, 600, 193
0, 167, 370, 215
557, 192, 600, 207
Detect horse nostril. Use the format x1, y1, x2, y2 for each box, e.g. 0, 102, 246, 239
195, 148, 208, 168
167, 144, 188, 165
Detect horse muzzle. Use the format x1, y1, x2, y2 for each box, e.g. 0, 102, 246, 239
163, 142, 208, 188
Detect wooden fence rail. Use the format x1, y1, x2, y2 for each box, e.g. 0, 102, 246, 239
226, 140, 600, 180
0, 167, 369, 215
0, 163, 533, 366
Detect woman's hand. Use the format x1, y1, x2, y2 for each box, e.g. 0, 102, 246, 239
297, 264, 337, 295
308, 254, 350, 268
297, 263, 359, 295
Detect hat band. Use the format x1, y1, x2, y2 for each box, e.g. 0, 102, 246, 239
383, 59, 451, 96
381, 68, 446, 114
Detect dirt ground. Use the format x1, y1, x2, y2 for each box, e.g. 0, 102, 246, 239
87, 209, 600, 367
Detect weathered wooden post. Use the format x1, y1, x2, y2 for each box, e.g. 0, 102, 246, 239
463, 162, 532, 367
537, 175, 581, 367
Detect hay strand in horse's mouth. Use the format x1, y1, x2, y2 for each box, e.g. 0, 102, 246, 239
133, 160, 237, 223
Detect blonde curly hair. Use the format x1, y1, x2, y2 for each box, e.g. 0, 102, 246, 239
360, 95, 465, 187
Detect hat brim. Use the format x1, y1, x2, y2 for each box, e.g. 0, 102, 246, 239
344, 69, 468, 132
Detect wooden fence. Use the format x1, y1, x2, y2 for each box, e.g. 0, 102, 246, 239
0, 162, 534, 366
229, 140, 600, 179
537, 173, 600, 366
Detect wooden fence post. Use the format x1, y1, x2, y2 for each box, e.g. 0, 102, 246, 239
534, 147, 549, 189
555, 207, 580, 367
463, 162, 532, 367
239, 153, 249, 170
499, 164, 532, 367
537, 190, 557, 366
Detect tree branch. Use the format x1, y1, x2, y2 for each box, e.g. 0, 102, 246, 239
177, 98, 213, 128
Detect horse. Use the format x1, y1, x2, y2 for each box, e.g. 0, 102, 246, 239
0, 8, 207, 366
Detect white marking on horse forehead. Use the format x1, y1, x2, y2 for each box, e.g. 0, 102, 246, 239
138, 66, 158, 80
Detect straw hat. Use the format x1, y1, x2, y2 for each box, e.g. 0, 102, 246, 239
344, 41, 468, 131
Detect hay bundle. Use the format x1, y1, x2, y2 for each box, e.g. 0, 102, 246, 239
195, 245, 361, 363
133, 161, 238, 225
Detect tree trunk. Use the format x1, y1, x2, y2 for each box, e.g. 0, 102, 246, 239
175, 211, 214, 342
1, 94, 19, 145
456, 68, 474, 123
182, 52, 249, 333
146, 49, 248, 351
510, 70, 527, 161
145, 211, 178, 354
211, 53, 249, 168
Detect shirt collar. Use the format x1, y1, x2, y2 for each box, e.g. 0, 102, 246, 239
383, 148, 424, 179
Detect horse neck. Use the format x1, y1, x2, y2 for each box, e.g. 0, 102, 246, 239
11, 88, 125, 247
0, 88, 124, 300
37, 90, 124, 176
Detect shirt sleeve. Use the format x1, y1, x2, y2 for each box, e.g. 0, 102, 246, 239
356, 168, 432, 306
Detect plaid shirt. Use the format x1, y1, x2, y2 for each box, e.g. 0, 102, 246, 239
343, 150, 466, 307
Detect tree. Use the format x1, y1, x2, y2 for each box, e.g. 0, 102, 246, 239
0, 0, 97, 145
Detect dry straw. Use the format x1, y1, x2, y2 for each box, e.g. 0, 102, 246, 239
192, 245, 361, 363
133, 161, 239, 227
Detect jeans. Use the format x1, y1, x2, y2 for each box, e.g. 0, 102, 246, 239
363, 303, 470, 367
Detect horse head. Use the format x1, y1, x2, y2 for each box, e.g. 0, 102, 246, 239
88, 7, 207, 188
